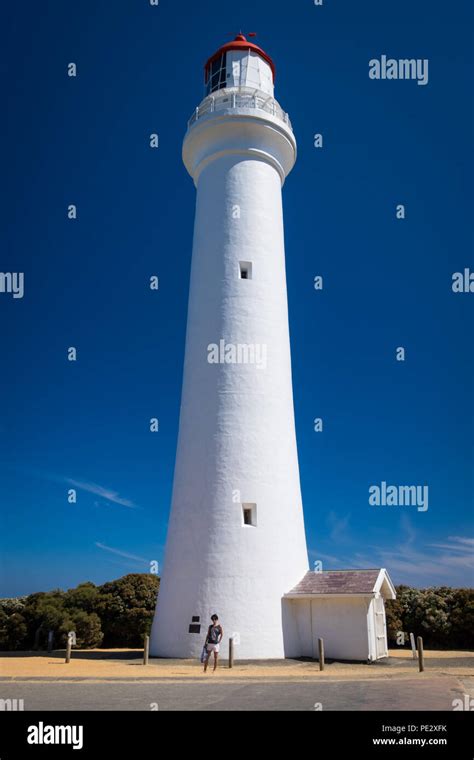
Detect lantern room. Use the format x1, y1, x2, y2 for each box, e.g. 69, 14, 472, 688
204, 34, 275, 97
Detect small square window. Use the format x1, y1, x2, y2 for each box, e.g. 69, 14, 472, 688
188, 624, 201, 634
192, 616, 200, 623
239, 261, 252, 280
242, 503, 257, 527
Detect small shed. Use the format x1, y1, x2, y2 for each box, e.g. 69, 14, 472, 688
283, 568, 396, 662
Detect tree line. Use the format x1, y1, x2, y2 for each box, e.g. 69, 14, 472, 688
385, 585, 473, 649
0, 575, 472, 651
0, 574, 159, 650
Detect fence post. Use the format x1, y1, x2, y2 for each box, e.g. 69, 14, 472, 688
417, 636, 424, 672
143, 634, 150, 665
229, 637, 234, 669
409, 632, 417, 659
65, 638, 72, 664
318, 638, 325, 671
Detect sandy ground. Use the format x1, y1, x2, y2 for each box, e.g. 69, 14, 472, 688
1, 649, 473, 682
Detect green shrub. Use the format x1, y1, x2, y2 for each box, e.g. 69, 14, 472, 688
0, 574, 158, 650
386, 586, 474, 649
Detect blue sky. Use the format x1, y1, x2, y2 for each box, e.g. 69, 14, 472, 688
1, 0, 473, 596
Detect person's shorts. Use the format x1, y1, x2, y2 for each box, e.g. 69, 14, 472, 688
206, 643, 220, 654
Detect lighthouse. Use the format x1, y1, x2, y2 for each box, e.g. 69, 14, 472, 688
150, 34, 309, 659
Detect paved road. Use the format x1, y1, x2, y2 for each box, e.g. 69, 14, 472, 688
0, 677, 465, 711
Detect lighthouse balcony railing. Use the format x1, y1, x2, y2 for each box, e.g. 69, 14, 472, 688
188, 91, 292, 131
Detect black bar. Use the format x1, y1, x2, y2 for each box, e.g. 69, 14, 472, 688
0, 711, 472, 757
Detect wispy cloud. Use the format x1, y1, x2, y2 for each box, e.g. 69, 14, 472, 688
8, 465, 138, 509
101, 557, 151, 572
95, 542, 148, 564
309, 518, 474, 587
326, 510, 351, 543
446, 536, 474, 547
427, 538, 474, 553
311, 551, 341, 564
65, 478, 137, 508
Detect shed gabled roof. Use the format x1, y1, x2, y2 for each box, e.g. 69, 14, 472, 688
285, 569, 396, 599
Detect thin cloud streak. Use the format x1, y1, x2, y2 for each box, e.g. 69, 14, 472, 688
309, 520, 474, 587
7, 466, 138, 510
95, 542, 148, 564
66, 479, 137, 508
327, 511, 351, 543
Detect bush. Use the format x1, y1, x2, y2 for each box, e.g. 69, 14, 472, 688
0, 574, 158, 651
97, 574, 159, 646
64, 583, 99, 614
385, 586, 474, 649
0, 611, 28, 650
62, 611, 103, 648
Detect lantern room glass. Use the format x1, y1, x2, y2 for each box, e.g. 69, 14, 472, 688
205, 53, 227, 95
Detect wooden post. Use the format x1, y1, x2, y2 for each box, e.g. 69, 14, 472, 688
143, 634, 150, 665
33, 628, 41, 651
409, 632, 417, 659
417, 636, 424, 672
318, 637, 325, 671
229, 637, 234, 669
65, 638, 72, 664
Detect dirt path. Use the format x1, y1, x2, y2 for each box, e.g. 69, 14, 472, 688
1, 648, 473, 682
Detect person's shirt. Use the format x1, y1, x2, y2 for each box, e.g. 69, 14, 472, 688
208, 624, 222, 644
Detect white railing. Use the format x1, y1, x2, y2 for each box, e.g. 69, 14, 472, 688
188, 90, 292, 131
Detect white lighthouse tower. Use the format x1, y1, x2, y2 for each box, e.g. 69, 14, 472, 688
150, 34, 309, 659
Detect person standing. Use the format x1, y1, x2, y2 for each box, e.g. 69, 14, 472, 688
203, 614, 223, 673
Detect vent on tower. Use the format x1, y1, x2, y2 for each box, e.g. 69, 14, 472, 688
242, 503, 257, 527
239, 261, 252, 280
188, 614, 201, 633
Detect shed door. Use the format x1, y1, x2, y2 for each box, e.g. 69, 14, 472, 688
374, 596, 388, 658
293, 600, 315, 658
